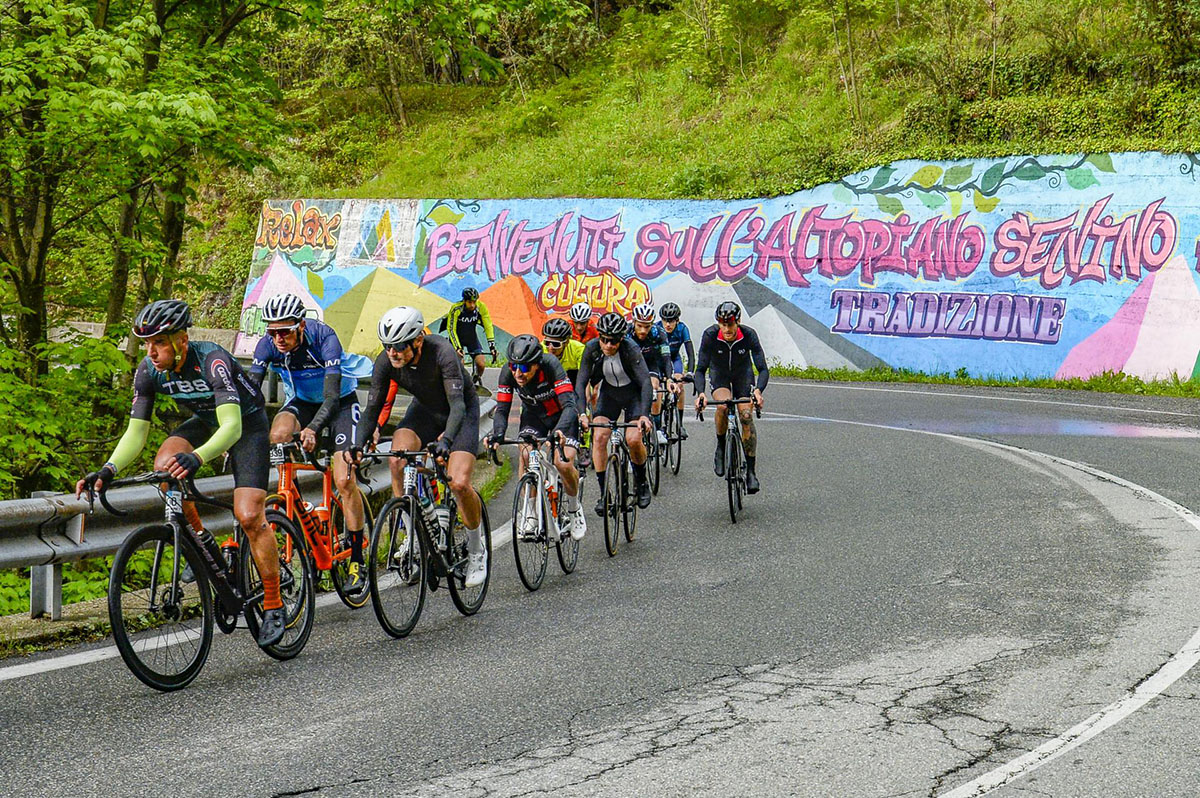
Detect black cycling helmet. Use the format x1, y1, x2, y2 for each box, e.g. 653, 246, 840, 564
133, 299, 192, 338
462, 287, 479, 301
659, 302, 681, 321
715, 301, 742, 322
507, 334, 543, 365
542, 318, 572, 342
596, 312, 628, 338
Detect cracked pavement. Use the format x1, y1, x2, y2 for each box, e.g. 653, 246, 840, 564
4, 383, 1200, 798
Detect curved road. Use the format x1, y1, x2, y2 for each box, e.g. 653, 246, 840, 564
3, 380, 1200, 798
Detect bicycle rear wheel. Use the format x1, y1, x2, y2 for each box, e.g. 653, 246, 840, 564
330, 493, 373, 609
108, 524, 213, 692
241, 511, 315, 661
602, 456, 621, 556
448, 497, 491, 616
726, 431, 741, 524
368, 496, 426, 638
512, 474, 548, 591
647, 430, 661, 496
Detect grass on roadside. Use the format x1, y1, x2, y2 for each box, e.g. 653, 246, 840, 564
771, 363, 1200, 398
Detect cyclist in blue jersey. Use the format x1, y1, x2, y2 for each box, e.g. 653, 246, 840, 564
75, 299, 286, 647
629, 303, 673, 447
249, 293, 372, 591
655, 302, 693, 440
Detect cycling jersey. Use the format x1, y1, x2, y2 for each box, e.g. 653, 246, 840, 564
445, 300, 495, 354
492, 354, 578, 440
131, 340, 263, 427
576, 338, 653, 419
628, 326, 671, 378
654, 320, 695, 373
694, 324, 770, 397
357, 334, 478, 452
572, 319, 599, 344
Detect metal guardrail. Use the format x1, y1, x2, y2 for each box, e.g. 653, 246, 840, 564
3, 398, 498, 620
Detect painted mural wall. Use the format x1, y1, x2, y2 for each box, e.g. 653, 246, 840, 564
236, 152, 1200, 380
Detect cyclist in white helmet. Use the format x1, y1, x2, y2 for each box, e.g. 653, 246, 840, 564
628, 303, 673, 447
352, 307, 488, 587
569, 302, 598, 344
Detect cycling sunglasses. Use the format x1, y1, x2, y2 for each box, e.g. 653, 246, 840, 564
544, 339, 566, 349
513, 363, 536, 373
266, 323, 302, 338
384, 341, 414, 353
599, 335, 623, 345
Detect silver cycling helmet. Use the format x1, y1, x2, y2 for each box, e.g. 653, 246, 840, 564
569, 302, 593, 323
631, 303, 655, 323
261, 293, 306, 323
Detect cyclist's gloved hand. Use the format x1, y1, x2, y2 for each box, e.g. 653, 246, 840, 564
169, 451, 204, 479
432, 438, 452, 462
77, 464, 116, 499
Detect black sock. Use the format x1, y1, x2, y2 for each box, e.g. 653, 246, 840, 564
597, 471, 606, 491
746, 455, 756, 472
633, 461, 647, 481
716, 433, 727, 451
349, 528, 364, 564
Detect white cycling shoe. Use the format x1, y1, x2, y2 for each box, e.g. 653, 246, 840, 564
465, 550, 488, 587
569, 507, 586, 541
656, 429, 668, 446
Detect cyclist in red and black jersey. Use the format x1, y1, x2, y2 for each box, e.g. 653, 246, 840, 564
693, 301, 770, 494
485, 335, 586, 540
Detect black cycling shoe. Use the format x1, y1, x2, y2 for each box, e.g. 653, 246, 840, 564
594, 495, 607, 517
680, 428, 689, 441
713, 447, 725, 477
635, 478, 651, 509
745, 468, 761, 495
257, 607, 285, 648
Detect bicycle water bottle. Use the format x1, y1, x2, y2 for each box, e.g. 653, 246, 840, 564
298, 501, 321, 538
434, 504, 450, 534
417, 493, 441, 537
197, 528, 225, 567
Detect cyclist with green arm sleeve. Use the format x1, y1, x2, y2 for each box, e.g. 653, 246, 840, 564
445, 287, 496, 389
75, 299, 287, 648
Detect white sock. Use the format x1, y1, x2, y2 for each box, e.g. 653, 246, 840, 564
565, 490, 579, 512
467, 525, 483, 555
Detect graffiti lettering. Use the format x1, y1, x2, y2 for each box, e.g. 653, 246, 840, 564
422, 211, 625, 285
990, 196, 1177, 289
256, 200, 342, 251
537, 272, 651, 317
632, 207, 986, 286
830, 289, 1065, 344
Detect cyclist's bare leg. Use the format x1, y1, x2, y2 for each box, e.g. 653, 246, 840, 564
389, 428, 421, 498
234, 487, 281, 609
517, 442, 532, 477
650, 376, 662, 417
446, 450, 481, 529
333, 452, 364, 530
554, 444, 579, 496
737, 401, 756, 456
626, 423, 647, 465
472, 354, 486, 383
269, 411, 300, 445
155, 436, 206, 537
712, 387, 733, 436
592, 418, 612, 474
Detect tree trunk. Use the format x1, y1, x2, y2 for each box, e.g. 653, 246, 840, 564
103, 186, 140, 333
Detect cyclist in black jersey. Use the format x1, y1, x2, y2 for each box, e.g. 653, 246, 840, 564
75, 299, 286, 647
576, 312, 655, 512
485, 334, 586, 540
629, 302, 675, 448
249, 293, 370, 591
693, 301, 770, 494
351, 306, 488, 587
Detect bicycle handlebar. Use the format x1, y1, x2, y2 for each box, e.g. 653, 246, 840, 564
270, 433, 327, 473
487, 433, 569, 463
697, 396, 761, 423
91, 471, 212, 517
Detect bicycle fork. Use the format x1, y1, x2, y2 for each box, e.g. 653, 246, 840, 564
164, 489, 245, 616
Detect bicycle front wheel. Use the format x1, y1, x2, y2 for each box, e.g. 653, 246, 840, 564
512, 474, 548, 591
368, 496, 426, 638
602, 456, 621, 557
108, 524, 213, 692
669, 405, 684, 475
726, 432, 742, 524
241, 511, 315, 661
448, 497, 491, 616
622, 456, 638, 543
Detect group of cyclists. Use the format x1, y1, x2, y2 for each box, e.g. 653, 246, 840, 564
74, 287, 770, 652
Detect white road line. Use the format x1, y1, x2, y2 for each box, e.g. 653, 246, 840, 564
773, 380, 1200, 418
787, 412, 1200, 797
0, 520, 516, 683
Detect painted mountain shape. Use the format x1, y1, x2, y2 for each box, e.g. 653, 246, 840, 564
324, 267, 451, 356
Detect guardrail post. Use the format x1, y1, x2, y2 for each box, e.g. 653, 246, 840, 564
29, 491, 64, 620
30, 563, 62, 620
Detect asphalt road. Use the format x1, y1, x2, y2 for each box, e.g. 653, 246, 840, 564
3, 380, 1200, 797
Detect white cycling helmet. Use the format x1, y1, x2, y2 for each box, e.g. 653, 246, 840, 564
262, 293, 306, 323
569, 302, 593, 322
378, 306, 425, 347
631, 303, 655, 323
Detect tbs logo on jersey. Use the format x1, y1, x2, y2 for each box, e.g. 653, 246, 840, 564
162, 379, 209, 394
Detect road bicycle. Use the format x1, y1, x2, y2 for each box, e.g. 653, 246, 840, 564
267, 434, 374, 609
662, 375, 690, 476
491, 432, 580, 591
96, 472, 314, 691
589, 420, 641, 556
699, 397, 761, 524
361, 447, 492, 638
